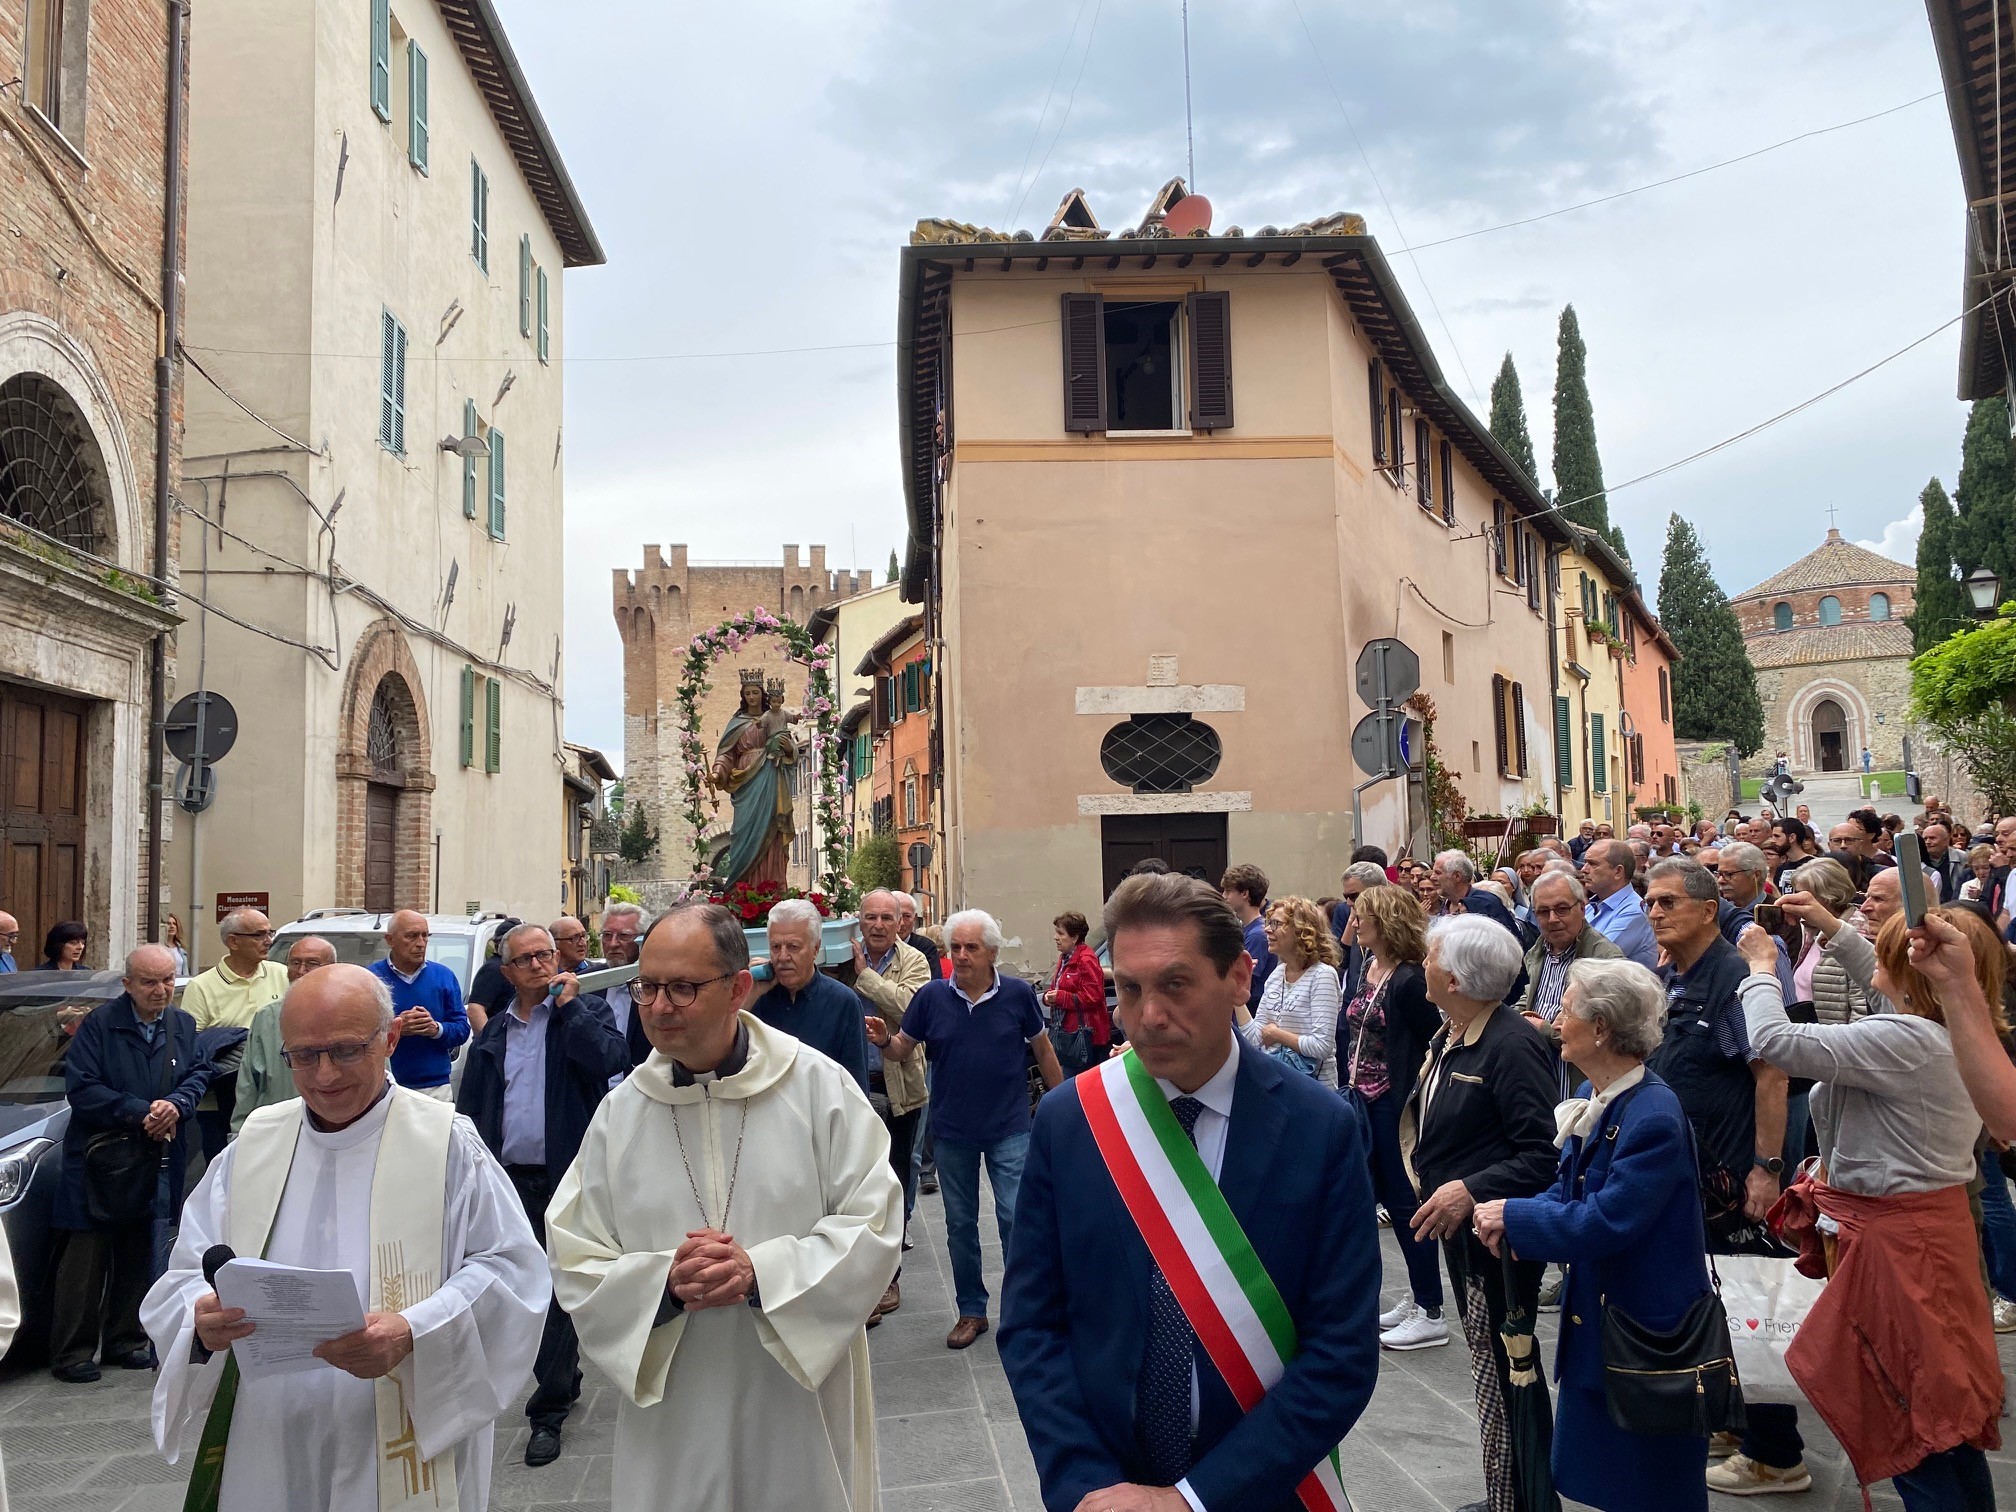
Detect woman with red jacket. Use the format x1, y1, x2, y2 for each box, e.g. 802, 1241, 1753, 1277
1042, 912, 1109, 1076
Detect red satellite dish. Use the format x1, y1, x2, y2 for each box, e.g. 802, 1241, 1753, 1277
1163, 194, 1213, 236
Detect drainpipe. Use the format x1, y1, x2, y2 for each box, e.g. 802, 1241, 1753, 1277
144, 0, 189, 946
1545, 546, 1563, 818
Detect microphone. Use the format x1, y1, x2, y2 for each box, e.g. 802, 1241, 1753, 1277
202, 1244, 236, 1288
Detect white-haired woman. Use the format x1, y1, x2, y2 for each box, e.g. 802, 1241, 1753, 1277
1405, 914, 1560, 1512
1475, 959, 1711, 1512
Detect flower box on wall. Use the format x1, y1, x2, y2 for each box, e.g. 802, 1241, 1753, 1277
1461, 816, 1557, 839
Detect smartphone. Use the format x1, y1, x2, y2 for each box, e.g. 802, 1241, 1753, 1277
1895, 831, 1930, 929
1752, 903, 1783, 934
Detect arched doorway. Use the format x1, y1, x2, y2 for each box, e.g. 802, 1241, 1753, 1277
334, 621, 435, 911
1811, 698, 1848, 773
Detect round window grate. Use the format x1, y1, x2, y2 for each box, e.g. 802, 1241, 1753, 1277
367, 682, 403, 774
1100, 714, 1222, 794
0, 373, 110, 555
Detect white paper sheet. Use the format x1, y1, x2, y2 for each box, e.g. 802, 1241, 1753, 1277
214, 1257, 367, 1380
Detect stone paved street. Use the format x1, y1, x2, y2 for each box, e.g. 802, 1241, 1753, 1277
0, 1180, 2011, 1512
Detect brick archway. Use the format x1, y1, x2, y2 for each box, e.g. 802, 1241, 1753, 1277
333, 618, 437, 910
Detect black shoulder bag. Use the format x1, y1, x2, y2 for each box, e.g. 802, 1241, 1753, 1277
1596, 1090, 1747, 1438
83, 1024, 175, 1229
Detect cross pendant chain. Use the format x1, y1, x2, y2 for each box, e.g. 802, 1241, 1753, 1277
671, 1096, 748, 1234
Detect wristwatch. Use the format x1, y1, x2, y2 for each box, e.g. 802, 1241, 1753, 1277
1753, 1155, 1785, 1175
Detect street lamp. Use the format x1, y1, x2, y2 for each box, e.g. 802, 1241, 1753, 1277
1964, 565, 2003, 615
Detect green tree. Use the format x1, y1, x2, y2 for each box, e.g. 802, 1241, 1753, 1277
1489, 352, 1538, 484
1551, 305, 1631, 560
1909, 478, 1972, 654
887, 550, 899, 584
847, 830, 903, 893
617, 803, 659, 864
1657, 514, 1765, 755
1953, 397, 2016, 592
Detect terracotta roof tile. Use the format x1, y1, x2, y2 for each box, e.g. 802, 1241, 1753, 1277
1733, 529, 1914, 601
1745, 621, 1915, 669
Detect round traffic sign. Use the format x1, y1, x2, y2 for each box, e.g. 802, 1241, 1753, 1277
164, 690, 240, 764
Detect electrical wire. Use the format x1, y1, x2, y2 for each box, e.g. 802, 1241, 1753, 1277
1008, 0, 1106, 231
181, 347, 321, 454
1001, 0, 1096, 229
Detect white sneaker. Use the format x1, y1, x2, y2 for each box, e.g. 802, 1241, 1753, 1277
1378, 1298, 1413, 1330
1379, 1305, 1449, 1351
1376, 1204, 1392, 1228
1996, 1297, 2016, 1334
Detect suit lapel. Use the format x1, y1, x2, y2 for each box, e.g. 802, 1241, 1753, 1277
1218, 1046, 1288, 1252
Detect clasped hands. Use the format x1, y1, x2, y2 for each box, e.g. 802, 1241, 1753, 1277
141, 1099, 180, 1141
191, 1292, 413, 1379
667, 1227, 755, 1311
1072, 1484, 1188, 1511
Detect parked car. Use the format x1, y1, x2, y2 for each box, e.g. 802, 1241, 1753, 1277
267, 909, 519, 996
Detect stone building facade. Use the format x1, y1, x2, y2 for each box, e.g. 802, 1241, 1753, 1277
614, 544, 872, 885
1731, 529, 1917, 776
0, 0, 183, 962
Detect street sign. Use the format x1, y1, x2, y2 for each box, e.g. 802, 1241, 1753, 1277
1353, 638, 1420, 710
1397, 717, 1415, 769
165, 691, 240, 764
1351, 709, 1405, 779
215, 891, 269, 921
174, 760, 217, 814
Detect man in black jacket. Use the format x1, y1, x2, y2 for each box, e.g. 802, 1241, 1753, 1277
456, 923, 628, 1467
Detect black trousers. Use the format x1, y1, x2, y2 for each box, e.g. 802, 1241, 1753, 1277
50, 1224, 154, 1368
885, 1107, 921, 1220
508, 1165, 580, 1429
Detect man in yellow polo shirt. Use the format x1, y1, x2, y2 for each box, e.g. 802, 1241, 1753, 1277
179, 907, 288, 1157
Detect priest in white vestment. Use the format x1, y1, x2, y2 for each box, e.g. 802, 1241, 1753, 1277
142, 964, 548, 1512
547, 901, 903, 1512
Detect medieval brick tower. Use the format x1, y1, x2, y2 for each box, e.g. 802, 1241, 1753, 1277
614, 545, 871, 885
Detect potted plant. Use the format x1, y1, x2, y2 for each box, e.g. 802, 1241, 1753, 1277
1518, 799, 1559, 836
1461, 812, 1514, 839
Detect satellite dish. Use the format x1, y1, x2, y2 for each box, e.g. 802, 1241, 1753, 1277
1163, 194, 1213, 236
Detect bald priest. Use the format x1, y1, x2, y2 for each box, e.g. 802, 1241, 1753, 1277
547, 901, 903, 1512
143, 964, 548, 1512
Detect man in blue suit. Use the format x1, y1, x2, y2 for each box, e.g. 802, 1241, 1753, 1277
1000, 873, 1379, 1512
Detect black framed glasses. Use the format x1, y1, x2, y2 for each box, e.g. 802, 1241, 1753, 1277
507, 948, 558, 970
279, 1039, 377, 1069
632, 972, 735, 1008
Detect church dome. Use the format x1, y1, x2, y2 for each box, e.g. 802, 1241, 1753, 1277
1732, 527, 1914, 602
1730, 528, 1915, 661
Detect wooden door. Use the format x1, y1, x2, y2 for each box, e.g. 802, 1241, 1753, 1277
364, 783, 398, 912
1099, 812, 1228, 899
0, 681, 87, 961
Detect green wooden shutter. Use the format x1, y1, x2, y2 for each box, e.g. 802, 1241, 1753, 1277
471, 160, 488, 269
519, 235, 532, 336
1590, 714, 1607, 793
379, 310, 405, 452
406, 41, 428, 171
487, 427, 505, 539
1554, 695, 1574, 788
461, 399, 478, 518
536, 268, 550, 364
370, 0, 391, 119
459, 666, 476, 767
484, 678, 501, 773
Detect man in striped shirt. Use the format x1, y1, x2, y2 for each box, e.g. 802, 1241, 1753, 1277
1516, 870, 1622, 1092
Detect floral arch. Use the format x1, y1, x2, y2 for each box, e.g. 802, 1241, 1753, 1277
676, 607, 854, 913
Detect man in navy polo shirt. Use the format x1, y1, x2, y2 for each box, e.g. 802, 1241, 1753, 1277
366, 910, 469, 1098
749, 898, 871, 1093
867, 907, 1063, 1350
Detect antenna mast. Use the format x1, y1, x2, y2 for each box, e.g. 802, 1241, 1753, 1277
1182, 0, 1196, 187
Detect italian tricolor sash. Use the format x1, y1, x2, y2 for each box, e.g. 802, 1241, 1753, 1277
1079, 1050, 1353, 1512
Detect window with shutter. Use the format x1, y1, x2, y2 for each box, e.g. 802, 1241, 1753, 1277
1060, 293, 1106, 432
1186, 290, 1233, 431
1415, 420, 1432, 507
519, 235, 532, 336
1525, 537, 1541, 610
1508, 521, 1524, 584
370, 0, 391, 119
1491, 673, 1509, 777
1511, 681, 1528, 777
537, 268, 550, 364
470, 160, 489, 270
1590, 714, 1606, 793
484, 678, 501, 773
1631, 733, 1645, 786
1659, 666, 1670, 723
1492, 502, 1508, 575
1368, 361, 1385, 464
459, 666, 476, 767
460, 399, 478, 518
487, 427, 506, 539
1387, 387, 1404, 479
378, 309, 406, 453
1440, 440, 1455, 524
406, 42, 428, 171
1554, 695, 1574, 789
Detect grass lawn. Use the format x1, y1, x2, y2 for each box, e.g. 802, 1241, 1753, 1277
1738, 772, 1906, 801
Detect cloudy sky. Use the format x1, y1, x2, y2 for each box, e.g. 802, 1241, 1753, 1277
492, 0, 1970, 763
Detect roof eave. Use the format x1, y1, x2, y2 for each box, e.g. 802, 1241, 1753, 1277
1926, 0, 2008, 398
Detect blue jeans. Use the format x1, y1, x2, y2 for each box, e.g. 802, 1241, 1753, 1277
935, 1132, 1029, 1320
1977, 1147, 2016, 1302
1892, 1444, 1995, 1511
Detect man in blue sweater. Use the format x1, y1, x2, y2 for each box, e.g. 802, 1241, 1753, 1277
749, 899, 870, 1093
367, 910, 469, 1097
1220, 863, 1275, 1009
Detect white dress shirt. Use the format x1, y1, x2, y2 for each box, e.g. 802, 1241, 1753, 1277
1150, 1035, 1240, 1512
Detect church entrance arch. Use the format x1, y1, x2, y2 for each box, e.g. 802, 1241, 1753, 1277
1811, 698, 1847, 773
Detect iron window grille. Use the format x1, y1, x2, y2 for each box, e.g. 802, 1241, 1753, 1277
0, 373, 108, 554
1100, 714, 1223, 795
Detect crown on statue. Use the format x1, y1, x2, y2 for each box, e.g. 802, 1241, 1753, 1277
765, 677, 786, 701
738, 668, 765, 688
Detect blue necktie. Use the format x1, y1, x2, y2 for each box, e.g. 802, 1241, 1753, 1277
1138, 1094, 1206, 1486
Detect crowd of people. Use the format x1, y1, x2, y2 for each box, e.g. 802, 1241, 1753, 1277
11, 788, 2016, 1511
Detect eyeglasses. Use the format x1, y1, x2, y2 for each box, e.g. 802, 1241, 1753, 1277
632, 972, 735, 1008
507, 948, 558, 970
599, 927, 635, 941
229, 929, 277, 942
279, 1039, 377, 1069
552, 934, 588, 946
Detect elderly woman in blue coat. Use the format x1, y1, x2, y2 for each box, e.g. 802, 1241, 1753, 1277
1474, 958, 1711, 1512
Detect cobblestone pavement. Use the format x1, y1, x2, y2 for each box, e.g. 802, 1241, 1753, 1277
0, 1188, 2010, 1511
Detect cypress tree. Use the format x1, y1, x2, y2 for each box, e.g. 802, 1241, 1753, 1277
1552, 305, 1616, 543
1489, 352, 1538, 484
1910, 477, 1972, 653
1953, 397, 2016, 594
887, 550, 899, 584
1657, 514, 1765, 755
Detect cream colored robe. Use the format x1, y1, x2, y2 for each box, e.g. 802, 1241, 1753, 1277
547, 1013, 902, 1512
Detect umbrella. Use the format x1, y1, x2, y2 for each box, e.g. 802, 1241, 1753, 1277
1498, 1248, 1563, 1512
